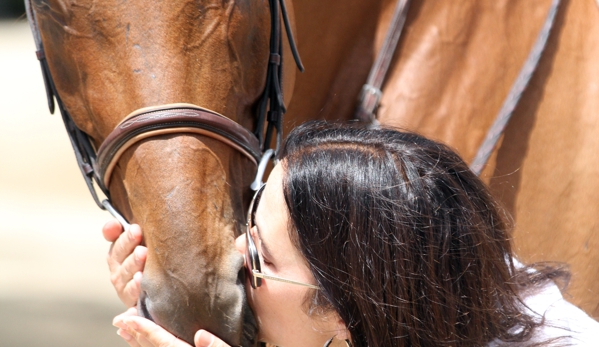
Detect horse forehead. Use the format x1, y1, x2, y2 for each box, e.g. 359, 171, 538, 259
34, 0, 262, 29
33, 0, 271, 138
34, 0, 270, 84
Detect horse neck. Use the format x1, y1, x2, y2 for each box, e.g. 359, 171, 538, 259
288, 0, 567, 167
373, 1, 559, 162
285, 0, 393, 130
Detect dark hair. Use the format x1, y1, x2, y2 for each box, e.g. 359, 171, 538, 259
279, 121, 568, 347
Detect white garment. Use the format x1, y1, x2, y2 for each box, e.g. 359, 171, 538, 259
488, 269, 599, 346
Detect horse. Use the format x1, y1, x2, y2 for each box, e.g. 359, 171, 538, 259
287, 0, 599, 318
26, 0, 599, 345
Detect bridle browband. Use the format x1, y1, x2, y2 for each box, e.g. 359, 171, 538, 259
26, 0, 303, 224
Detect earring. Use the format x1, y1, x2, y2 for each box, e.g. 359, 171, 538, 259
323, 336, 335, 347
323, 336, 352, 347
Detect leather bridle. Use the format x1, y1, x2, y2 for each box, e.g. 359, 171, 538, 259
27, 0, 559, 223
25, 0, 303, 224
95, 104, 262, 191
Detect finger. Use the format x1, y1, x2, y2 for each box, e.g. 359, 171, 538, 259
108, 224, 143, 269
121, 271, 144, 307
120, 316, 192, 347
113, 307, 140, 327
110, 247, 146, 306
114, 309, 143, 346
117, 328, 141, 347
195, 330, 232, 347
103, 219, 124, 242
116, 246, 147, 288
122, 246, 147, 278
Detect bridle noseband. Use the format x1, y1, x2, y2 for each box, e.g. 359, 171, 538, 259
95, 104, 262, 191
26, 0, 303, 224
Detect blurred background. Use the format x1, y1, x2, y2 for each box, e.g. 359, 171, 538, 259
1, 1, 127, 346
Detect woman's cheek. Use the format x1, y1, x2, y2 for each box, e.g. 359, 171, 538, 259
251, 283, 311, 346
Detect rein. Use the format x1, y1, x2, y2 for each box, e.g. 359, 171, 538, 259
355, 0, 562, 176
355, 0, 411, 123
469, 0, 561, 175
25, 0, 302, 223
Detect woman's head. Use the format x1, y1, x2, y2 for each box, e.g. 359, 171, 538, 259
239, 160, 348, 347
277, 121, 535, 346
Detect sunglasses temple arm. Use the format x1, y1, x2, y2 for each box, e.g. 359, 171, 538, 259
252, 270, 320, 290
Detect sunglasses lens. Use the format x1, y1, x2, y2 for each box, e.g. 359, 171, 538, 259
246, 231, 262, 289
246, 185, 265, 289
244, 244, 257, 289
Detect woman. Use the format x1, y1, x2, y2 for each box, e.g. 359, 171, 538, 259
107, 121, 598, 347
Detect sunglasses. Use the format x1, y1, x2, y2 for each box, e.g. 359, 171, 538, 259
245, 183, 320, 290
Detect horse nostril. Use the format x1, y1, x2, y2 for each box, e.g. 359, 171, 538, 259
137, 291, 155, 322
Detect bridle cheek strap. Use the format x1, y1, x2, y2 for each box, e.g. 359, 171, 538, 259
95, 103, 261, 191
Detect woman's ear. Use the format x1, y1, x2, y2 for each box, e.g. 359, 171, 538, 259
333, 316, 351, 343
336, 330, 351, 343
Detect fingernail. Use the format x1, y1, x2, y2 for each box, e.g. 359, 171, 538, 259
196, 330, 214, 347
117, 328, 133, 341
113, 317, 124, 328
123, 319, 139, 331
129, 227, 138, 240
129, 224, 141, 237
134, 246, 146, 260
133, 271, 143, 282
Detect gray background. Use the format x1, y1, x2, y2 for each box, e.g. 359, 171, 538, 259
1, 19, 127, 347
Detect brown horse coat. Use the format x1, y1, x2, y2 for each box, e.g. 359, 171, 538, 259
289, 0, 599, 316
30, 0, 599, 343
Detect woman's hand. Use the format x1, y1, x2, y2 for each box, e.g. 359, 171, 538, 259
114, 308, 231, 347
103, 220, 147, 307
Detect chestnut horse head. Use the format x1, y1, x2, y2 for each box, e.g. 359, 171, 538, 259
26, 0, 300, 344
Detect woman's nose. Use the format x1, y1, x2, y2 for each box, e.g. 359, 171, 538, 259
235, 233, 246, 255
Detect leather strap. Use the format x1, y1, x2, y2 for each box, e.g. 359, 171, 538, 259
25, 0, 55, 114
355, 0, 411, 122
254, 0, 304, 154
470, 0, 561, 175
95, 104, 261, 190
25, 0, 303, 217
27, 0, 111, 208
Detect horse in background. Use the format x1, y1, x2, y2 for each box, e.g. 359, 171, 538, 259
27, 0, 599, 345
289, 0, 599, 316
